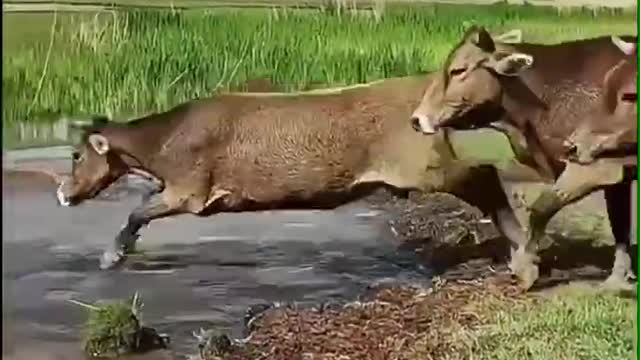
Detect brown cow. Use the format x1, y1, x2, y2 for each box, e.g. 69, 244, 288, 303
409, 26, 637, 289
526, 36, 637, 291
566, 36, 637, 164
57, 73, 531, 271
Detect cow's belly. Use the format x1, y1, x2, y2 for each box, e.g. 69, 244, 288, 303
213, 167, 365, 211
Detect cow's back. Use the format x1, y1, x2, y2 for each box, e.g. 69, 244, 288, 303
176, 75, 448, 205
505, 35, 637, 172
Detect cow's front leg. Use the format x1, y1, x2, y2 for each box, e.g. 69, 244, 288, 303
100, 191, 183, 270
446, 164, 536, 284
526, 160, 625, 289
602, 181, 635, 292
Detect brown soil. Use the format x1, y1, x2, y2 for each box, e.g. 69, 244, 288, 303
207, 249, 635, 360
215, 273, 526, 360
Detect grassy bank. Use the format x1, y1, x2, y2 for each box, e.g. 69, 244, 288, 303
2, 4, 635, 125
468, 286, 634, 360
219, 276, 634, 360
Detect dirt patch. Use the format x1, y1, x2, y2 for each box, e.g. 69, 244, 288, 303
208, 273, 525, 360
364, 190, 499, 245
206, 258, 634, 360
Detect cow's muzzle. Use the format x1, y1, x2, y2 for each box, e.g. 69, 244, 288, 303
410, 114, 437, 135
56, 180, 74, 207
563, 139, 597, 165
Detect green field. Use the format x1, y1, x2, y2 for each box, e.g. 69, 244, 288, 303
2, 3, 635, 138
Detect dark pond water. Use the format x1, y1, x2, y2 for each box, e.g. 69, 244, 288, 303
2, 145, 431, 359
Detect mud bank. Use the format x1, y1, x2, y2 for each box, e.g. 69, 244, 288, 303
217, 274, 524, 360
196, 270, 635, 360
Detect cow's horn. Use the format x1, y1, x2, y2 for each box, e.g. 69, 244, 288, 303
611, 36, 636, 56
68, 115, 110, 130
90, 114, 110, 126
68, 119, 93, 130
494, 29, 523, 44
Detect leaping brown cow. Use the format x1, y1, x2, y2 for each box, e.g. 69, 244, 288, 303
57, 63, 530, 271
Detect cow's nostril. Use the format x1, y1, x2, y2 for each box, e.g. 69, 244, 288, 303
410, 117, 422, 132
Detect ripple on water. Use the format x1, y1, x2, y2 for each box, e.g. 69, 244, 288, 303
4, 165, 433, 357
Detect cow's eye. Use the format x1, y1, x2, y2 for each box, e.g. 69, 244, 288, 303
72, 152, 82, 162
449, 67, 467, 77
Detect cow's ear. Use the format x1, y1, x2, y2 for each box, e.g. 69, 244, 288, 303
88, 134, 110, 155
487, 51, 533, 76
611, 36, 636, 56
468, 26, 496, 52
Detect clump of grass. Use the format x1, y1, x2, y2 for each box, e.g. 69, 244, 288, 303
192, 328, 237, 359
2, 4, 635, 126
69, 293, 167, 358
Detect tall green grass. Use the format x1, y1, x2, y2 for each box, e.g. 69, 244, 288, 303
2, 4, 635, 125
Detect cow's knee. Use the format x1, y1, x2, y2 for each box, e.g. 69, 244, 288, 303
528, 189, 563, 230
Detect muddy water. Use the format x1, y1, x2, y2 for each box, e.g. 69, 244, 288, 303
2, 146, 430, 360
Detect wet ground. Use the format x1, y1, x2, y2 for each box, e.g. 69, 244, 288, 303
2, 146, 445, 360
2, 145, 636, 360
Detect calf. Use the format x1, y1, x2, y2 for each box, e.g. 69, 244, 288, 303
527, 36, 637, 290
566, 36, 637, 164
58, 74, 529, 270
408, 26, 637, 289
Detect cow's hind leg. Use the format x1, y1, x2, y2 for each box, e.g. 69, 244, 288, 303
100, 191, 184, 270
602, 181, 635, 292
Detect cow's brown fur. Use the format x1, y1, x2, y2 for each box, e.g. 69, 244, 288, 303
528, 39, 638, 292
58, 74, 529, 270
567, 51, 637, 164
412, 28, 636, 178
409, 27, 637, 289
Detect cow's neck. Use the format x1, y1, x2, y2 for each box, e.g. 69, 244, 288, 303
100, 123, 166, 183
494, 37, 634, 180
498, 75, 558, 180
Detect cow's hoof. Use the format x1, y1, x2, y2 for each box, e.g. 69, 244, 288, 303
515, 263, 539, 291
601, 274, 637, 293
100, 250, 126, 270
509, 251, 539, 291
508, 249, 539, 272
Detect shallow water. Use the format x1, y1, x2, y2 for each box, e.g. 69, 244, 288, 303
3, 119, 74, 150
2, 146, 431, 359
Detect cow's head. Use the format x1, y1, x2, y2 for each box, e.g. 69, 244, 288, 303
56, 116, 128, 206
411, 26, 533, 134
564, 36, 637, 164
